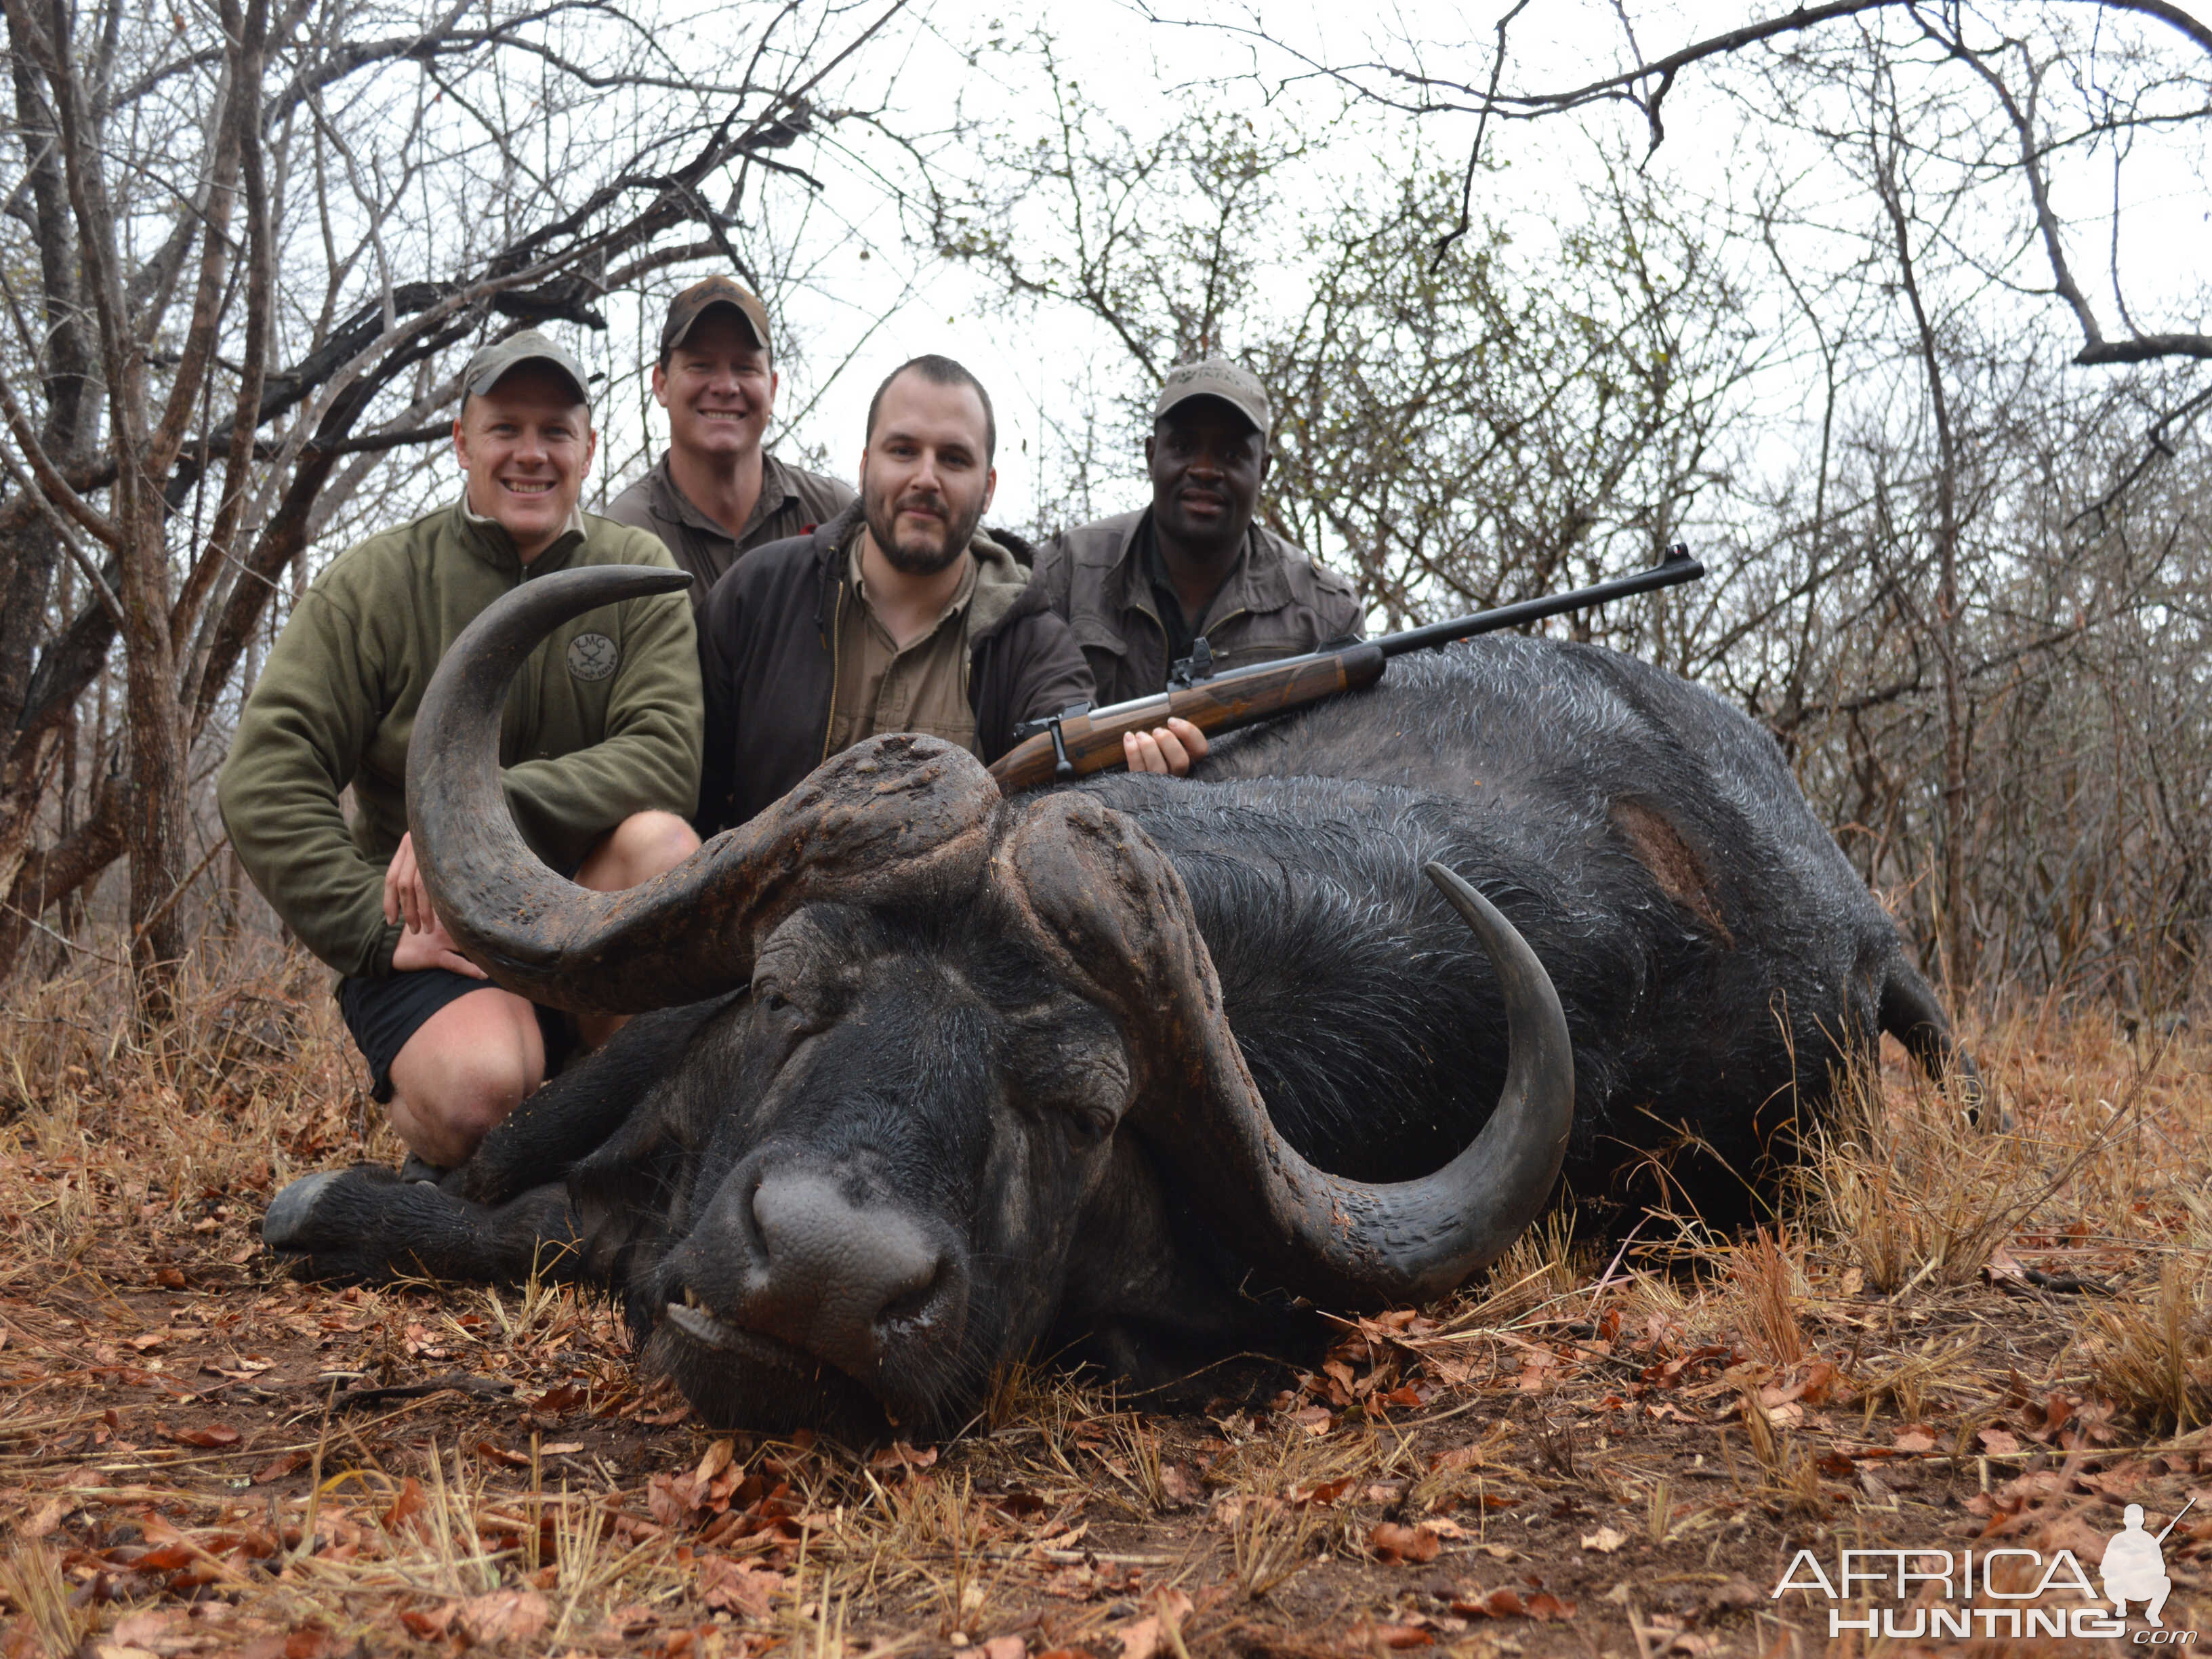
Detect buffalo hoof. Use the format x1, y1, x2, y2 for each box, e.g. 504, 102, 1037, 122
262, 1170, 342, 1252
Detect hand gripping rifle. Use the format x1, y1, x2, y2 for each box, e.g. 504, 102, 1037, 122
987, 544, 1707, 792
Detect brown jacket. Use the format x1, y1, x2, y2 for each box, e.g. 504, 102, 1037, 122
695, 504, 1094, 833
1033, 508, 1364, 705
602, 451, 855, 604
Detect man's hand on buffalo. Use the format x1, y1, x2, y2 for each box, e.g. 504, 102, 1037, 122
1124, 715, 1208, 776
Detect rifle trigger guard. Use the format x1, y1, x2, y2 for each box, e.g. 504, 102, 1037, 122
1015, 701, 1090, 781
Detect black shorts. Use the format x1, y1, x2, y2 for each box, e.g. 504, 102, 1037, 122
337, 970, 576, 1103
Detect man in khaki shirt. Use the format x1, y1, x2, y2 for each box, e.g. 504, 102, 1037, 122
603, 275, 854, 600
694, 355, 1208, 832
1035, 357, 1362, 703
826, 530, 1011, 756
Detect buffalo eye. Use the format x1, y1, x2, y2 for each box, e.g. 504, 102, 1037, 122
751, 975, 799, 1017
752, 974, 833, 1037
1062, 1102, 1116, 1149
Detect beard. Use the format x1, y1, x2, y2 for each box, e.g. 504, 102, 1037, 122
862, 477, 984, 577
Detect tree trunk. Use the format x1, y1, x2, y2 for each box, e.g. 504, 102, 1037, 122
117, 485, 193, 985
1877, 122, 1972, 997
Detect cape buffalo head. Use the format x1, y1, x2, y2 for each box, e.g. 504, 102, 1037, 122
404, 567, 1576, 1432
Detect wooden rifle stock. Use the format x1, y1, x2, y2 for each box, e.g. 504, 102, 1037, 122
986, 545, 1705, 794
987, 644, 1386, 792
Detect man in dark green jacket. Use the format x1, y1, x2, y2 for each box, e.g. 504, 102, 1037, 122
219, 331, 703, 1171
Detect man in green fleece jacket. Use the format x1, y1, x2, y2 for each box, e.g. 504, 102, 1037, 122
219, 331, 703, 1172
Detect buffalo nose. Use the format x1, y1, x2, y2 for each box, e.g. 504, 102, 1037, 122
743, 1173, 944, 1374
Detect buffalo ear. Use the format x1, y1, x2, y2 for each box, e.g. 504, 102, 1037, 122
994, 796, 1576, 1313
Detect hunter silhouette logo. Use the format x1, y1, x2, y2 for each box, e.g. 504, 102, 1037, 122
1771, 1501, 2198, 1641
2105, 1500, 2193, 1626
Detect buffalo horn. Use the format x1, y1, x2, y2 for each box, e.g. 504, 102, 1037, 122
1003, 794, 1573, 1307
405, 565, 1001, 1014
1172, 863, 1574, 1304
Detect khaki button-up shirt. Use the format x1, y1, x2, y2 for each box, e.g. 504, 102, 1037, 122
602, 451, 856, 605
826, 541, 983, 757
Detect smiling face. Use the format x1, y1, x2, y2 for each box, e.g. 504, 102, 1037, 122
453, 365, 596, 562
652, 310, 777, 466
859, 370, 997, 577
1145, 398, 1268, 558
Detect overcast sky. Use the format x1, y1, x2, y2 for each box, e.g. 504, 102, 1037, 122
572, 0, 2211, 540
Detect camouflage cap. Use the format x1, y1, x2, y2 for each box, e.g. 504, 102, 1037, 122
661, 274, 771, 356
461, 329, 590, 410
1153, 357, 1271, 441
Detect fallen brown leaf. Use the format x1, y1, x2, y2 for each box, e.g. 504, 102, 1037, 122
163, 1423, 241, 1448
251, 1451, 310, 1485
698, 1556, 782, 1618
1453, 1587, 1576, 1622
453, 1588, 548, 1646
399, 1603, 456, 1640
1346, 1620, 1435, 1649
1370, 1521, 1441, 1563
1159, 1462, 1202, 1509
1114, 1589, 1195, 1659
1983, 1246, 2031, 1292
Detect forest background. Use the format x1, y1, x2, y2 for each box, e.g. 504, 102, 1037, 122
1, 0, 2208, 1017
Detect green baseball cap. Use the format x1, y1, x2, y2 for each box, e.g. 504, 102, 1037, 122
660, 274, 772, 356
1153, 356, 1271, 440
461, 329, 590, 409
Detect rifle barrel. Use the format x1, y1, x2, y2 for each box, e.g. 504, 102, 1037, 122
989, 546, 1708, 794
2154, 1496, 2196, 1543
1378, 548, 1706, 659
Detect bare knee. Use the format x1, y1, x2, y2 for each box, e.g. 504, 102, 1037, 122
385, 991, 543, 1166
397, 1057, 527, 1163
577, 810, 699, 892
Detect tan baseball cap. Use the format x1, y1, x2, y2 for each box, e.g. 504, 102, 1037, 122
461, 329, 590, 409
661, 274, 771, 356
1153, 357, 1271, 440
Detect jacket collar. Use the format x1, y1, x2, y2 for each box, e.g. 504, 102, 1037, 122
1106, 507, 1296, 626
807, 502, 1048, 649
650, 451, 800, 541
453, 495, 586, 575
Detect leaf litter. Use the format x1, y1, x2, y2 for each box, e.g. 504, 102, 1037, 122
0, 951, 2205, 1654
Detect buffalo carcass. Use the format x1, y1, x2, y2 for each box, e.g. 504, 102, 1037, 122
262, 567, 1974, 1434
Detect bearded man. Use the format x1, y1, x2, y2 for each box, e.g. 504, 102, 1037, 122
693, 354, 1203, 833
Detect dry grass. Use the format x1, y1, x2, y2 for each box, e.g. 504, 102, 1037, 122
0, 943, 2207, 1657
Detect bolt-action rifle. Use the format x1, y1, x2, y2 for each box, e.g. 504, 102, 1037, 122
987, 544, 1706, 793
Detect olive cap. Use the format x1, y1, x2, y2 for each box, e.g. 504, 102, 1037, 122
1153, 356, 1271, 440
461, 329, 590, 409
